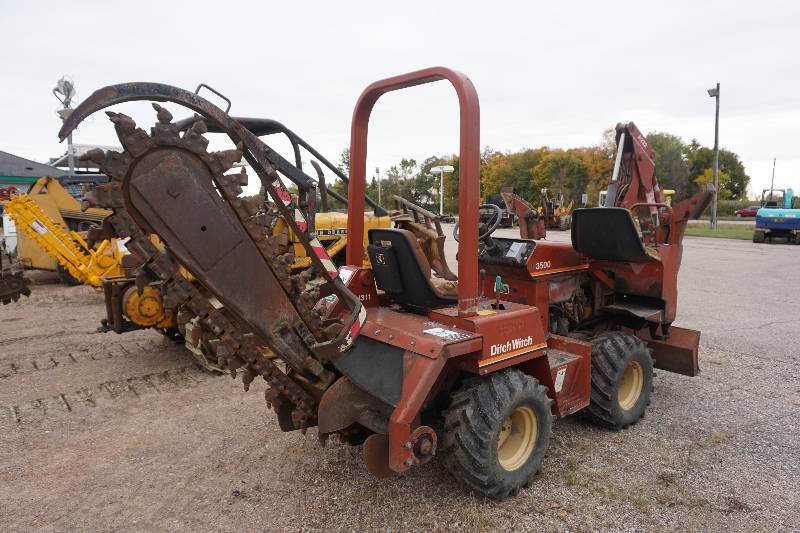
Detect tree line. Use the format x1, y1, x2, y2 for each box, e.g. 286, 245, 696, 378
323, 129, 750, 214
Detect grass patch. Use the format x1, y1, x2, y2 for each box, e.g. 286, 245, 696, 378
685, 225, 754, 240
630, 496, 649, 509
560, 459, 580, 486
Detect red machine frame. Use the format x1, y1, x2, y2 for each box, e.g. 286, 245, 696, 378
338, 67, 591, 476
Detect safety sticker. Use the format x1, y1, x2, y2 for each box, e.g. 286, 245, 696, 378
423, 327, 471, 342
338, 267, 354, 284
31, 219, 48, 235
116, 237, 131, 255
554, 367, 567, 393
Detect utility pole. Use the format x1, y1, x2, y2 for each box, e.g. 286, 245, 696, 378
769, 158, 776, 201
707, 83, 720, 229
53, 77, 76, 178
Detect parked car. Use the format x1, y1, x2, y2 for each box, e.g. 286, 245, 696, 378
735, 206, 760, 217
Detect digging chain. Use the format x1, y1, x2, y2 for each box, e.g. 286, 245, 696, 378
0, 239, 31, 305
0, 266, 31, 305
80, 105, 341, 428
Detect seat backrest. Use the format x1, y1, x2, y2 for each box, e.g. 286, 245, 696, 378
367, 228, 456, 312
571, 207, 651, 262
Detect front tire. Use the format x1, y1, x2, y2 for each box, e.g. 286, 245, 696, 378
441, 368, 553, 500
586, 332, 653, 429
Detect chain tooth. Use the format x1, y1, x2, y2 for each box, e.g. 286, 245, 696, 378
79, 148, 130, 180
150, 103, 181, 146
209, 146, 243, 175
106, 111, 153, 157
235, 168, 248, 187
241, 195, 263, 216
181, 117, 210, 153
218, 174, 243, 197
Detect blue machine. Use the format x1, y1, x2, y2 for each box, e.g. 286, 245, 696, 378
753, 188, 799, 243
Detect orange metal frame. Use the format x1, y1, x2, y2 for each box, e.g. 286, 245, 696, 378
346, 66, 481, 316
341, 67, 591, 476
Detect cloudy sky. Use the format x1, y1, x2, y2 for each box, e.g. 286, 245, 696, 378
2, 1, 798, 196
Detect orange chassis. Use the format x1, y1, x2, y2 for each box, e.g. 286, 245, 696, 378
322, 67, 701, 478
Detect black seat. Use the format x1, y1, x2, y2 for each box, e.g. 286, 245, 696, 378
571, 208, 651, 262
367, 228, 457, 312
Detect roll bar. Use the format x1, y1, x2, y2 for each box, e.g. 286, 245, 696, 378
346, 67, 481, 316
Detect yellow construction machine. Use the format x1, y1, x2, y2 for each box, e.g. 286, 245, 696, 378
2, 177, 120, 285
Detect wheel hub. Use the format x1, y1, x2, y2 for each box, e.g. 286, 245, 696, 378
618, 361, 644, 411
497, 405, 537, 471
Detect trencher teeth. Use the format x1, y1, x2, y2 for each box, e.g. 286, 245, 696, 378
152, 102, 173, 123
106, 111, 137, 136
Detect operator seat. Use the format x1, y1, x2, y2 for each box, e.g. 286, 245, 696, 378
367, 228, 457, 312
571, 208, 653, 262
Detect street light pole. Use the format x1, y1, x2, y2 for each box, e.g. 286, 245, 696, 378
439, 169, 444, 215
707, 82, 720, 229
53, 77, 76, 179
430, 165, 454, 216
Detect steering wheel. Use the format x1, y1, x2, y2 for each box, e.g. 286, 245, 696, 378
453, 204, 503, 249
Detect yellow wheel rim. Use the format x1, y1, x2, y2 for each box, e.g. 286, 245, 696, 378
497, 405, 538, 471
618, 361, 644, 411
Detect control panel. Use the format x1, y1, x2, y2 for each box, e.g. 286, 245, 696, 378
479, 237, 536, 268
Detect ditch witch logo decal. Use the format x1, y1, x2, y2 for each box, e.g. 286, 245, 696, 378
490, 336, 534, 357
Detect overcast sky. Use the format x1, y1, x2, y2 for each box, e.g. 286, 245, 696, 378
2, 1, 798, 197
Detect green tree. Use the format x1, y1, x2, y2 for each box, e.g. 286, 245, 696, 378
695, 167, 732, 199
337, 148, 350, 174
531, 150, 589, 203
647, 132, 691, 200
569, 146, 614, 206
481, 148, 548, 202
684, 140, 749, 199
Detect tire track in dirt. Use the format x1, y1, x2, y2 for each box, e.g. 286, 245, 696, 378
0, 337, 184, 379
0, 343, 132, 378
2, 365, 220, 426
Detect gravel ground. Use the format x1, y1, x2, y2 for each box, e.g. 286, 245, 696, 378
0, 230, 798, 531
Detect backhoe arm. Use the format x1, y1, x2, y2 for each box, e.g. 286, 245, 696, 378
500, 187, 546, 239
607, 122, 664, 210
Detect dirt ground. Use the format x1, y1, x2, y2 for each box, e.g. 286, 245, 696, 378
1, 230, 798, 531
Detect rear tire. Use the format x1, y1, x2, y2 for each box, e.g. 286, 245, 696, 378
586, 332, 653, 430
441, 368, 553, 500
753, 230, 765, 243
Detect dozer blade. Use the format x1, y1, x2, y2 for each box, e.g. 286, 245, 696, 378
59, 82, 366, 429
